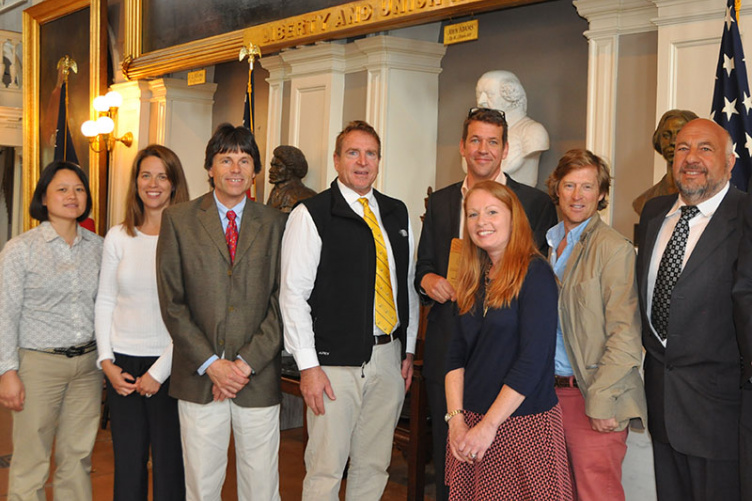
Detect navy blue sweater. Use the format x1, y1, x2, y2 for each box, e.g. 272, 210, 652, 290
446, 258, 559, 417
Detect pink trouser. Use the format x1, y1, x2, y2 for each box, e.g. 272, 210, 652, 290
556, 386, 628, 501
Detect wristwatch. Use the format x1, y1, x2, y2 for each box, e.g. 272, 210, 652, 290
444, 409, 464, 423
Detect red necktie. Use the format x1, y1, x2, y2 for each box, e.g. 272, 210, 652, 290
225, 210, 238, 264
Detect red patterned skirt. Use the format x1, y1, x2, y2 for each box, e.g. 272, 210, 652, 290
445, 404, 573, 501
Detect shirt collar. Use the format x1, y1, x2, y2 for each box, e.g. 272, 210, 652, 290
546, 216, 592, 250
493, 170, 508, 185
461, 171, 508, 199
39, 220, 89, 245
337, 179, 374, 206
213, 191, 247, 219
666, 182, 730, 220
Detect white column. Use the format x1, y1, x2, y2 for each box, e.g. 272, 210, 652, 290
262, 55, 288, 204
574, 0, 657, 224
280, 43, 347, 193
108, 80, 151, 228
574, 3, 658, 499
147, 78, 218, 200
355, 36, 446, 234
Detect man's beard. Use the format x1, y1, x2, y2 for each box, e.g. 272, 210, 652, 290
675, 164, 727, 204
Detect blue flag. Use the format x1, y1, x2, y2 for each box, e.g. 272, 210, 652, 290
711, 0, 752, 191
53, 81, 79, 165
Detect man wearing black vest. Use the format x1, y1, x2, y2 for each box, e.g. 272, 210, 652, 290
415, 108, 557, 500
280, 121, 419, 501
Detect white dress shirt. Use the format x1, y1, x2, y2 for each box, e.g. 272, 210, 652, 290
280, 180, 419, 371
647, 182, 730, 346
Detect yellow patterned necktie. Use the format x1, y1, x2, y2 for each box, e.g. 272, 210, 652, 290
358, 197, 398, 334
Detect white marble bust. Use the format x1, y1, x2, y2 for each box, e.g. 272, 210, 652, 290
476, 70, 549, 187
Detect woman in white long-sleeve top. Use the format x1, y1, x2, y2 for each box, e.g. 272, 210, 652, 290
96, 145, 189, 501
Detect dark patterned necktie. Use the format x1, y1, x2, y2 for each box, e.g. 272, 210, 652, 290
651, 205, 700, 340
225, 210, 238, 264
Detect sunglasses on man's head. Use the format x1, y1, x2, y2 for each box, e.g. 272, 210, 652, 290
467, 107, 506, 121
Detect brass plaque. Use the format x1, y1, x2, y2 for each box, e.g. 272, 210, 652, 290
444, 19, 478, 45
187, 69, 207, 86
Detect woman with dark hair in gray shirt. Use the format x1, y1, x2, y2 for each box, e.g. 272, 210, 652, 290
0, 160, 103, 501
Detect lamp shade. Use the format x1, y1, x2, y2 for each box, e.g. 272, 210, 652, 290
105, 91, 123, 109
81, 120, 98, 138
96, 116, 115, 134
92, 95, 110, 113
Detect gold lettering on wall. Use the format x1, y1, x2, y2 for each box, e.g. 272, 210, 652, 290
249, 0, 486, 48
123, 0, 545, 81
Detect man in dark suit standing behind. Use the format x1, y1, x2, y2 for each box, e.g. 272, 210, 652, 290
415, 108, 556, 500
157, 124, 286, 501
637, 118, 746, 501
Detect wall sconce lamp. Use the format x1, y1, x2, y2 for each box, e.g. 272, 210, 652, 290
81, 91, 133, 152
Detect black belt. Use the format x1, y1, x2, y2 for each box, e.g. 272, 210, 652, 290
554, 375, 578, 388
374, 333, 395, 345
29, 340, 97, 358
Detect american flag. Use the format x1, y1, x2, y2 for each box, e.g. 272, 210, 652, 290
711, 0, 752, 191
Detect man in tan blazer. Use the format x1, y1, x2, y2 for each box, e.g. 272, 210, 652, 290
157, 123, 286, 501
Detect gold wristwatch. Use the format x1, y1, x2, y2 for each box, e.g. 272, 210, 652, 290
444, 409, 464, 423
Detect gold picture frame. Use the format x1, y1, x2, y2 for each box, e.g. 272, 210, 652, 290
22, 0, 107, 233
122, 0, 546, 81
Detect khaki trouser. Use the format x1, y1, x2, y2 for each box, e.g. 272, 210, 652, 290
9, 349, 101, 501
302, 340, 405, 501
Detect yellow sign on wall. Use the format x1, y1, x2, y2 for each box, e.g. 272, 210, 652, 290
187, 69, 206, 86
444, 19, 478, 45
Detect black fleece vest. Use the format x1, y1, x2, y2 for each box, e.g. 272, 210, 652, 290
301, 180, 410, 366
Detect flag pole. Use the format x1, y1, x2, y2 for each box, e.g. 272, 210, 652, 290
56, 55, 77, 162
239, 43, 261, 200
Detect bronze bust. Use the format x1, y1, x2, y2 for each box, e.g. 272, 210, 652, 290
633, 109, 699, 215
266, 145, 316, 213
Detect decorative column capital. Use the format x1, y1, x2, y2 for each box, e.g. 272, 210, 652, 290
650, 0, 727, 27
574, 0, 657, 38
279, 42, 347, 77
353, 35, 446, 74
146, 78, 217, 102
262, 54, 288, 83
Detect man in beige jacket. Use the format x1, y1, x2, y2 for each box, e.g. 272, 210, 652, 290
546, 149, 647, 501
